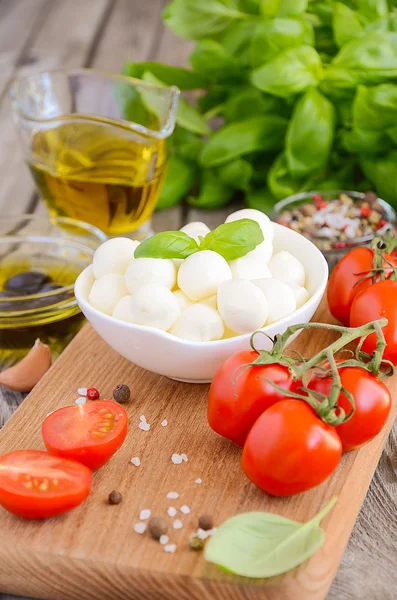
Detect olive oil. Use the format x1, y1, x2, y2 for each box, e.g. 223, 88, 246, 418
28, 122, 167, 237
0, 262, 84, 369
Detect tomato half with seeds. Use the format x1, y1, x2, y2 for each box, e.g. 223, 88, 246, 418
42, 400, 128, 470
309, 367, 391, 452
327, 248, 397, 326
0, 450, 92, 519
208, 350, 302, 446
242, 400, 342, 496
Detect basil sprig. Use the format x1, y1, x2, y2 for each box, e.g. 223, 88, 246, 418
205, 497, 337, 578
134, 218, 264, 261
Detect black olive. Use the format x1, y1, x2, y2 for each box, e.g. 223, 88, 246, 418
4, 271, 50, 295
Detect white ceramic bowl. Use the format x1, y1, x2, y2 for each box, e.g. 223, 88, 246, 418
75, 224, 328, 383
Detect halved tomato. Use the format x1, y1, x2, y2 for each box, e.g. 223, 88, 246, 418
42, 400, 128, 470
0, 450, 92, 519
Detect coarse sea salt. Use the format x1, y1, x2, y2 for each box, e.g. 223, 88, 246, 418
171, 453, 183, 465
180, 505, 190, 515
164, 544, 177, 553
168, 507, 177, 517
130, 457, 141, 467
133, 522, 147, 534
166, 491, 179, 499
140, 415, 147, 422
195, 478, 202, 484
173, 519, 183, 530
139, 422, 150, 431
140, 509, 151, 520
77, 387, 87, 396
159, 535, 169, 545
196, 527, 217, 540
161, 419, 168, 427
75, 397, 86, 405
180, 453, 188, 462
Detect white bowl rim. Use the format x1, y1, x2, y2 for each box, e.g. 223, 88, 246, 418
75, 223, 328, 350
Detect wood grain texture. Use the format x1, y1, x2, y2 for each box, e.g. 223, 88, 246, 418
1, 298, 396, 600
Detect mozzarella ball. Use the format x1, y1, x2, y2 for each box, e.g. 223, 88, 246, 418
125, 258, 176, 294
92, 238, 139, 278
252, 278, 296, 324
89, 274, 128, 315
201, 295, 217, 309
173, 289, 192, 310
178, 250, 232, 301
269, 251, 306, 286
170, 304, 224, 342
287, 283, 310, 309
120, 283, 180, 331
225, 208, 274, 242
217, 279, 268, 334
112, 295, 134, 322
180, 221, 210, 243
251, 239, 273, 264
229, 252, 273, 280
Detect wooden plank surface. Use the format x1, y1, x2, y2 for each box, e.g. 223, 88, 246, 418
1, 2, 397, 599
0, 298, 396, 600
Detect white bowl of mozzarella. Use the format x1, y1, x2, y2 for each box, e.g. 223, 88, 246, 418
75, 209, 328, 382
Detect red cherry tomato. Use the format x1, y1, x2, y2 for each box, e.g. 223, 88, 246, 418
309, 367, 391, 452
208, 350, 301, 446
42, 400, 128, 470
0, 450, 92, 519
350, 280, 397, 365
327, 248, 397, 326
242, 399, 342, 496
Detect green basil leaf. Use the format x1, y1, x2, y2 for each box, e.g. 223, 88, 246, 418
177, 97, 211, 135
205, 497, 337, 578
197, 86, 229, 114
200, 116, 287, 167
223, 89, 287, 122
260, 0, 309, 18
353, 83, 397, 131
134, 231, 199, 259
358, 0, 388, 21
199, 218, 264, 259
188, 169, 234, 209
307, 2, 334, 27
190, 39, 246, 82
250, 46, 323, 98
268, 152, 305, 200
333, 3, 365, 48
343, 128, 392, 154
172, 127, 204, 162
218, 159, 253, 190
163, 0, 249, 40
360, 150, 397, 206
246, 187, 276, 213
218, 21, 255, 64
249, 19, 314, 67
156, 155, 196, 211
123, 61, 209, 90
286, 88, 335, 178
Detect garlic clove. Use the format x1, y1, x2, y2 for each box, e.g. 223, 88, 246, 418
0, 338, 52, 392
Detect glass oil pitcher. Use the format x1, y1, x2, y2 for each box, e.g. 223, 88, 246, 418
9, 69, 180, 239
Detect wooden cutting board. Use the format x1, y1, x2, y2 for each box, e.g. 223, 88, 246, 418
1, 297, 396, 600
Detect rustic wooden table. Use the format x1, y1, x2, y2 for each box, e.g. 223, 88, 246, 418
0, 1, 396, 599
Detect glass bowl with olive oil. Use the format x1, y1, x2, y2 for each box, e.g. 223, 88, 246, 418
0, 215, 106, 370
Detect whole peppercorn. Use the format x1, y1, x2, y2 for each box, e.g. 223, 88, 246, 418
108, 491, 123, 505
113, 384, 130, 404
189, 533, 204, 551
198, 514, 213, 531
148, 516, 168, 540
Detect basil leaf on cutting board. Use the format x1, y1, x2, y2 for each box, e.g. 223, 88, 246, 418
286, 87, 335, 178
199, 218, 264, 260
134, 232, 199, 260
205, 497, 337, 578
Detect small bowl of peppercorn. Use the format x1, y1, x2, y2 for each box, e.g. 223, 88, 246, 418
0, 214, 106, 372
272, 190, 396, 271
